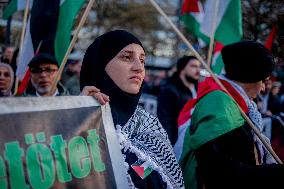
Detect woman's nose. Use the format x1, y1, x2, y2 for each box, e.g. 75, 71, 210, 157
132, 58, 144, 71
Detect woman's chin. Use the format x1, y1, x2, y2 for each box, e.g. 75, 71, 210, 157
124, 87, 140, 94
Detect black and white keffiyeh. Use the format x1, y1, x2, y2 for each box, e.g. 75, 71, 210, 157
116, 106, 184, 189
80, 30, 184, 188
220, 75, 276, 164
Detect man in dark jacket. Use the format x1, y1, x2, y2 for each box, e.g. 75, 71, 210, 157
157, 56, 200, 145
24, 53, 69, 96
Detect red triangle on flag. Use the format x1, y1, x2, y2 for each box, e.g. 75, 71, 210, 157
17, 69, 31, 95
182, 0, 200, 14
132, 166, 145, 178
214, 41, 224, 53
264, 26, 276, 51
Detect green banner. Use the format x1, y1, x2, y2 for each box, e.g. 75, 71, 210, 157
0, 96, 129, 189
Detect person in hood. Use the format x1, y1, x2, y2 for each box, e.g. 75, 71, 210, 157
80, 30, 184, 189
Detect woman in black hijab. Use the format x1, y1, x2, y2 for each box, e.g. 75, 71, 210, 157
80, 30, 184, 189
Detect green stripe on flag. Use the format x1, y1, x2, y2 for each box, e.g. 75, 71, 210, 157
143, 167, 152, 178
182, 14, 201, 37
3, 0, 17, 19
55, 0, 85, 64
182, 14, 209, 43
214, 0, 242, 45
211, 54, 224, 74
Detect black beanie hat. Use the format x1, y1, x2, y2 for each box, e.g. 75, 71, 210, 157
222, 40, 274, 83
80, 30, 144, 90
176, 56, 197, 74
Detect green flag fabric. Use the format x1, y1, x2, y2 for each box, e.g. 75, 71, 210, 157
180, 90, 246, 189
200, 0, 242, 46
3, 0, 18, 19
55, 0, 85, 63
3, 0, 33, 19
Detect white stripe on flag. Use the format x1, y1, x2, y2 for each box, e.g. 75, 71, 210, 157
17, 0, 33, 11
200, 0, 230, 37
60, 0, 65, 6
211, 51, 220, 67
190, 2, 204, 23
174, 119, 191, 160
16, 18, 34, 80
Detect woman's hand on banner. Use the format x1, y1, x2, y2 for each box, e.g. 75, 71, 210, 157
80, 86, 110, 105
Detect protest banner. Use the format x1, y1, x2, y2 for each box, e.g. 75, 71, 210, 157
0, 96, 129, 189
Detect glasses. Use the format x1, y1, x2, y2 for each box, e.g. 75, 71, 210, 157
30, 67, 58, 75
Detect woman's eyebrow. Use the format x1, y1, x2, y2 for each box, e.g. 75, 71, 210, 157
120, 50, 145, 57
120, 50, 132, 54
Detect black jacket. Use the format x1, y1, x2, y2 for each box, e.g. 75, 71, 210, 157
157, 73, 193, 145
195, 124, 284, 189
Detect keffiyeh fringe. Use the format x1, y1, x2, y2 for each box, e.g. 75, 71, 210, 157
115, 107, 184, 189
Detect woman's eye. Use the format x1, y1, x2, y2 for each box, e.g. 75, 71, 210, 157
121, 54, 131, 60
140, 59, 145, 64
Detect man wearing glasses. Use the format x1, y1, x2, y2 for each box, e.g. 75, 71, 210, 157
24, 53, 69, 96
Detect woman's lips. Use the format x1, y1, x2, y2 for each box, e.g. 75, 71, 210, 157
129, 75, 142, 82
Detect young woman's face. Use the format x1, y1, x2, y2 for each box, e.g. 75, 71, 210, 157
105, 43, 145, 94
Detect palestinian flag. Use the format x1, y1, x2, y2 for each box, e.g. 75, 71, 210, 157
181, 0, 242, 73
16, 0, 85, 94
200, 0, 242, 73
181, 0, 209, 43
3, 0, 33, 19
16, 0, 60, 81
131, 161, 153, 179
200, 0, 242, 45
175, 77, 248, 189
211, 41, 224, 74
174, 76, 249, 160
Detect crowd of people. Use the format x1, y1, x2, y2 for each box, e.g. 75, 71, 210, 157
1, 30, 284, 188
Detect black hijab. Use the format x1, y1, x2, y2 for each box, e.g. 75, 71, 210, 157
80, 30, 144, 126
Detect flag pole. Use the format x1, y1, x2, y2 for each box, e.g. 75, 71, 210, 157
206, 0, 219, 66
13, 0, 30, 96
16, 41, 43, 95
49, 0, 95, 96
148, 0, 282, 164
